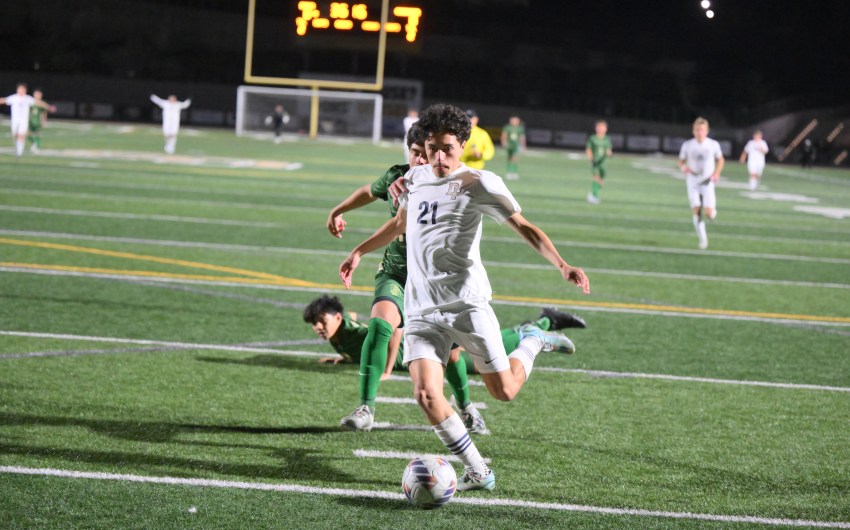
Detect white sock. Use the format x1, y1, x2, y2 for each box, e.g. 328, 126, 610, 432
15, 140, 24, 156
749, 177, 758, 191
434, 414, 488, 475
508, 337, 543, 381
698, 220, 708, 243
165, 139, 177, 154
692, 214, 701, 235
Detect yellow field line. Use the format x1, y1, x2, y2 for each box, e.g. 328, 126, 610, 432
0, 262, 373, 293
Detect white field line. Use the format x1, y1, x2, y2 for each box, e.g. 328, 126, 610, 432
375, 396, 488, 409
2, 231, 848, 290
534, 368, 850, 393
3, 267, 850, 328
354, 449, 490, 464
380, 373, 486, 387
0, 331, 328, 359
0, 466, 846, 528
371, 422, 433, 432
0, 205, 284, 228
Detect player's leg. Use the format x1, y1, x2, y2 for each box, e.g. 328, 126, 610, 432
12, 121, 27, 157
688, 181, 708, 249
588, 165, 603, 204
506, 148, 519, 179
702, 183, 717, 224
28, 125, 41, 152
446, 349, 490, 435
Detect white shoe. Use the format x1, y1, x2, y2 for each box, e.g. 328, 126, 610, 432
30, 145, 40, 154
698, 239, 708, 250
586, 192, 601, 204
518, 324, 576, 354
340, 405, 374, 431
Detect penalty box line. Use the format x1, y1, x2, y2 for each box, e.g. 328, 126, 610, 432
0, 466, 847, 528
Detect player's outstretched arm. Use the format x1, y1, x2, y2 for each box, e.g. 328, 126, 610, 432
505, 213, 590, 294
181, 99, 192, 109
150, 94, 165, 107
339, 210, 407, 288
327, 184, 376, 238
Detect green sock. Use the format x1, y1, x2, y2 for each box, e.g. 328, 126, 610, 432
34, 136, 41, 148
508, 161, 518, 174
445, 355, 471, 409
500, 315, 552, 354
591, 181, 601, 198
535, 316, 551, 330
358, 317, 392, 411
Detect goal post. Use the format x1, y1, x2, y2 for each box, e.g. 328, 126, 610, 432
235, 86, 383, 143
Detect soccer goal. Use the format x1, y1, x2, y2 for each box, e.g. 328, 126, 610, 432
235, 86, 383, 143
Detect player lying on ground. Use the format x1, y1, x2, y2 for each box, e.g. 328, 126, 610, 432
303, 295, 586, 435
340, 103, 590, 492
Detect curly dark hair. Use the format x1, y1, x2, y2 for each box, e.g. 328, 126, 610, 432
303, 295, 344, 323
417, 103, 471, 143
406, 122, 426, 148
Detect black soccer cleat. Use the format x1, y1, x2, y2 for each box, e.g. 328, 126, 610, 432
540, 307, 586, 330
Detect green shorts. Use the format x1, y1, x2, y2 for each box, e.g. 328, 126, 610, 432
591, 162, 607, 179
507, 146, 520, 159
373, 271, 405, 326
28, 123, 41, 133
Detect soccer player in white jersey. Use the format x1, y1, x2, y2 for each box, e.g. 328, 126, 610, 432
150, 94, 191, 154
740, 130, 769, 191
0, 83, 54, 157
339, 103, 590, 492
678, 117, 725, 250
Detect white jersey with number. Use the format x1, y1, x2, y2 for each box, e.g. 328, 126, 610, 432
679, 137, 723, 183
398, 164, 521, 316
744, 139, 768, 175
4, 94, 34, 134
150, 95, 191, 135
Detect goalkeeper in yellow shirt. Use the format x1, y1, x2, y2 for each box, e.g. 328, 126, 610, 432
460, 109, 494, 169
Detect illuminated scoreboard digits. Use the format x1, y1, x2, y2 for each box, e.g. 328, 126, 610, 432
296, 2, 422, 42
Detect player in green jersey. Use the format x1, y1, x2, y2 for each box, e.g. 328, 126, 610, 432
25, 89, 55, 153
585, 120, 613, 204
303, 295, 586, 434
500, 115, 526, 180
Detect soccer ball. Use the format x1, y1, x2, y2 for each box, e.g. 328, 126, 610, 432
401, 456, 457, 509
264, 115, 273, 126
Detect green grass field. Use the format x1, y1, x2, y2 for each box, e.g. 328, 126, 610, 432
1, 121, 848, 529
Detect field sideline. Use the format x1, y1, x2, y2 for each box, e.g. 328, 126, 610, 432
1, 122, 848, 528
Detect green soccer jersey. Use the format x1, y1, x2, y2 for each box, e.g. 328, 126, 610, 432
587, 135, 612, 164
502, 124, 525, 150
369, 164, 409, 281
330, 312, 405, 369
29, 105, 45, 130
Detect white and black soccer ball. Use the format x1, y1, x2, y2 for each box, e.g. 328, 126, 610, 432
282, 112, 291, 124
264, 115, 273, 126
401, 456, 457, 509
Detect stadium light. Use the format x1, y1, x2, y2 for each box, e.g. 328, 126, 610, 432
706, 9, 715, 18
701, 0, 710, 9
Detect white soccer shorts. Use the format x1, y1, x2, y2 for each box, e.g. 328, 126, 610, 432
402, 301, 511, 374
10, 118, 28, 136
748, 161, 765, 176
687, 179, 716, 210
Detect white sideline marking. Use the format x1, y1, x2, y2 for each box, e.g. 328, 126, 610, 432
0, 331, 327, 359
376, 396, 488, 409
371, 422, 434, 431
740, 191, 819, 204
0, 206, 283, 228
794, 206, 850, 220
0, 466, 846, 528
354, 449, 491, 464
3, 268, 849, 327
536, 368, 850, 393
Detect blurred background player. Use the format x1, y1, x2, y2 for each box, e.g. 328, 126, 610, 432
149, 93, 191, 154
800, 138, 815, 168
402, 107, 419, 159
1, 83, 54, 157
678, 117, 725, 250
266, 104, 290, 144
26, 89, 56, 153
303, 295, 585, 434
460, 109, 494, 169
586, 120, 613, 204
501, 115, 526, 180
739, 130, 769, 191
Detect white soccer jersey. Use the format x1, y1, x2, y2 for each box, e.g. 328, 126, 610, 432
4, 94, 34, 133
398, 164, 521, 316
744, 139, 768, 172
150, 95, 191, 135
679, 137, 723, 183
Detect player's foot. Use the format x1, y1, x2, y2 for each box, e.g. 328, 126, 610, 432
518, 324, 575, 354
587, 192, 601, 204
540, 307, 586, 330
339, 405, 374, 432
698, 238, 709, 250
461, 405, 491, 435
30, 145, 40, 154
457, 468, 496, 491
506, 173, 518, 180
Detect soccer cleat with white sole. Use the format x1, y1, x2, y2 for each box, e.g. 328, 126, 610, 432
540, 307, 586, 330
339, 404, 374, 432
698, 239, 708, 250
461, 405, 491, 435
518, 324, 576, 354
457, 468, 496, 491
586, 192, 601, 204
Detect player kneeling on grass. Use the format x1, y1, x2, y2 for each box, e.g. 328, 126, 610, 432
339, 103, 590, 492
303, 295, 586, 435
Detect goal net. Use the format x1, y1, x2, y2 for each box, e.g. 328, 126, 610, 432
236, 86, 383, 143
